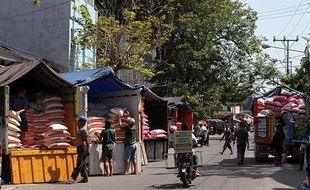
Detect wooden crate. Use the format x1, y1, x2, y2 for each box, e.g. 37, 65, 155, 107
10, 147, 77, 184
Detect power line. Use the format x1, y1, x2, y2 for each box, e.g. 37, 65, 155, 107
288, 3, 310, 36
259, 7, 308, 18
301, 18, 310, 35
257, 3, 309, 14
277, 0, 304, 36
0, 1, 69, 21
260, 12, 309, 20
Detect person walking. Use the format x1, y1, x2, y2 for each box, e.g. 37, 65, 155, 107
193, 122, 200, 138
299, 124, 310, 170
199, 122, 207, 146
233, 121, 249, 165
121, 117, 138, 175
69, 116, 89, 183
220, 123, 233, 155
272, 119, 285, 166
205, 121, 210, 146
96, 120, 115, 176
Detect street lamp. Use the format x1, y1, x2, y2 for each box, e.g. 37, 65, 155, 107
261, 44, 305, 53
262, 43, 306, 76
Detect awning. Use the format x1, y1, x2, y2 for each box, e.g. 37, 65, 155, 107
0, 60, 72, 87
61, 67, 166, 102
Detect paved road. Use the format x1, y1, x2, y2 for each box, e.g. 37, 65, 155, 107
2, 135, 305, 190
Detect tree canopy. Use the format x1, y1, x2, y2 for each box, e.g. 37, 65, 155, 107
72, 2, 172, 76
290, 58, 310, 95
151, 0, 279, 118
72, 0, 279, 119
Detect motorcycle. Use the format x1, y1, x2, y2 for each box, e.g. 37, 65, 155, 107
177, 152, 196, 188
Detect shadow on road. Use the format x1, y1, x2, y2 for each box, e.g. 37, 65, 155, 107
149, 183, 192, 189
198, 156, 303, 189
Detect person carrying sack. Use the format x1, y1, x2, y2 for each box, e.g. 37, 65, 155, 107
96, 120, 115, 176
68, 116, 89, 183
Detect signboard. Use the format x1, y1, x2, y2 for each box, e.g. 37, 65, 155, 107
174, 131, 192, 153
257, 117, 267, 138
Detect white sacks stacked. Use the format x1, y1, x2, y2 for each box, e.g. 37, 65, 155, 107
8, 111, 22, 149
42, 124, 70, 148
142, 114, 150, 138
87, 117, 105, 142
109, 107, 130, 143
42, 96, 70, 149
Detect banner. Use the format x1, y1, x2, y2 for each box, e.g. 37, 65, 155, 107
174, 131, 192, 153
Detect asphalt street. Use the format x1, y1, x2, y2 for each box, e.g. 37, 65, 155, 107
1, 134, 305, 190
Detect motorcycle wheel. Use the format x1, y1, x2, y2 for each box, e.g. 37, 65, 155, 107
180, 172, 190, 188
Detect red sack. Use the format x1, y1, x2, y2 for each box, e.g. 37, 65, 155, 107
273, 96, 287, 103
48, 142, 71, 149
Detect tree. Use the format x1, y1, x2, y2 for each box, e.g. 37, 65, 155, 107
72, 3, 172, 76
291, 58, 310, 95
151, 0, 279, 118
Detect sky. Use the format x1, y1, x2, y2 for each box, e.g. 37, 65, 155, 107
240, 0, 310, 75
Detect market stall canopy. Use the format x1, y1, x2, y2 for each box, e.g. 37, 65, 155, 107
61, 67, 165, 102
0, 60, 72, 87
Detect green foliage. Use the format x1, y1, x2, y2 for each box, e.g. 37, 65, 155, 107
72, 4, 172, 75
291, 59, 310, 95
151, 0, 279, 118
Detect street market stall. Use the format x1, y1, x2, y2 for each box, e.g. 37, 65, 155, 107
0, 60, 84, 184
253, 86, 310, 161
61, 67, 168, 174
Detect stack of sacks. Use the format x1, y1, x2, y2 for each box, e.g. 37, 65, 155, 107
42, 96, 70, 148
263, 97, 283, 116
41, 124, 71, 148
25, 110, 49, 148
150, 129, 167, 138
8, 111, 22, 149
142, 114, 150, 138
283, 96, 306, 118
87, 117, 105, 142
43, 97, 65, 125
297, 97, 306, 117
257, 99, 265, 114
109, 107, 132, 143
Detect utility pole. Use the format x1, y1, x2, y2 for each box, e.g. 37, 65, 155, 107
273, 36, 298, 76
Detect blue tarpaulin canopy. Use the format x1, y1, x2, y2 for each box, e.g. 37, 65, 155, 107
61, 67, 165, 102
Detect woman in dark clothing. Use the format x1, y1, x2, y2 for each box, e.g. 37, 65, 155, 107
272, 120, 285, 166
220, 124, 233, 155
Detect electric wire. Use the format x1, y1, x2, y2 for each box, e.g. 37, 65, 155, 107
288, 3, 310, 36
260, 12, 308, 21
277, 0, 304, 36
301, 17, 310, 34
257, 3, 309, 15
259, 7, 308, 18
0, 1, 69, 21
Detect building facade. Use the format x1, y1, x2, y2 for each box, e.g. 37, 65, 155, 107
0, 0, 96, 72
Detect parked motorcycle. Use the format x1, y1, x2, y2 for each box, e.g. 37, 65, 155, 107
177, 152, 196, 188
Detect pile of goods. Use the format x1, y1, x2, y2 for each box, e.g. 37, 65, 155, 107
87, 117, 105, 142
142, 114, 150, 138
257, 89, 306, 118
23, 96, 71, 149
8, 111, 22, 149
108, 107, 134, 143
149, 129, 167, 138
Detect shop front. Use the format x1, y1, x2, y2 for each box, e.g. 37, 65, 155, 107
0, 60, 84, 184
